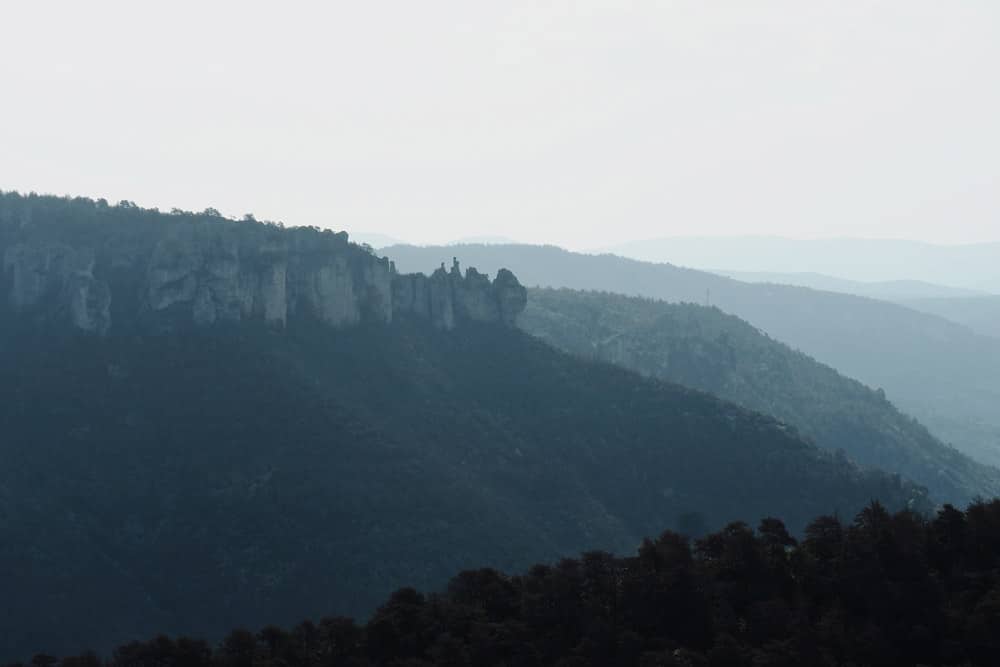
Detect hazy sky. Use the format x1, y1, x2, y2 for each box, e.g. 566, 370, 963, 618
2, 1, 998, 249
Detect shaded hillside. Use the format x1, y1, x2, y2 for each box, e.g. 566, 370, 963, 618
0, 195, 933, 659
0, 319, 927, 660
19, 501, 1000, 667
384, 243, 1000, 468
521, 288, 1000, 505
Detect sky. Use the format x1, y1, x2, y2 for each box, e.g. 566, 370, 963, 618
1, 1, 998, 250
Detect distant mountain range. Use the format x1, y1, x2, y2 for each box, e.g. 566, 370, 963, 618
383, 243, 1000, 468
711, 270, 1000, 340
897, 295, 1000, 340
710, 270, 989, 300
598, 236, 1000, 293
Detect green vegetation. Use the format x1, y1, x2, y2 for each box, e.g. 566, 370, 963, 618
10, 501, 1000, 666
520, 287, 1000, 505
0, 193, 964, 660
0, 315, 926, 659
384, 243, 1000, 468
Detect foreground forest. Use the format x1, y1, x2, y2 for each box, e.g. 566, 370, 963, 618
10, 500, 1000, 667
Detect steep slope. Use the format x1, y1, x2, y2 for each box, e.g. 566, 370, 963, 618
0, 318, 929, 661
0, 195, 928, 659
384, 243, 1000, 468
520, 288, 1000, 505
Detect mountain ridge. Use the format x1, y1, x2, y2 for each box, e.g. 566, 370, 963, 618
596, 235, 1000, 292
709, 270, 990, 300
383, 243, 1000, 468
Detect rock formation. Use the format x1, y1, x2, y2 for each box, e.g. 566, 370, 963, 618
392, 258, 528, 329
3, 242, 112, 334
0, 195, 526, 334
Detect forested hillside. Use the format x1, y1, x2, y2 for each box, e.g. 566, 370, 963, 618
0, 310, 926, 659
520, 288, 1000, 505
13, 501, 1000, 667
384, 243, 1000, 468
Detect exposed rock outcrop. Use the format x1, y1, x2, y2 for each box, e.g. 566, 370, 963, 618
0, 196, 525, 334
3, 242, 111, 334
140, 223, 392, 329
392, 258, 527, 329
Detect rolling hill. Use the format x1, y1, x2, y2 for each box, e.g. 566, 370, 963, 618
520, 287, 1000, 505
901, 295, 1000, 340
384, 243, 1000, 468
708, 270, 1000, 339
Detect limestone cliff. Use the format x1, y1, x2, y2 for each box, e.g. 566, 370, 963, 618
3, 242, 112, 334
0, 194, 526, 334
392, 258, 527, 329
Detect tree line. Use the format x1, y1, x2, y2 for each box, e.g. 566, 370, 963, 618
9, 499, 1000, 667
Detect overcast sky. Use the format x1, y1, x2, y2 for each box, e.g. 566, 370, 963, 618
2, 1, 998, 249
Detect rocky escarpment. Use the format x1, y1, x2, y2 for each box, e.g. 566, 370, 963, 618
2, 242, 113, 334
0, 194, 526, 334
140, 222, 395, 330
393, 258, 527, 329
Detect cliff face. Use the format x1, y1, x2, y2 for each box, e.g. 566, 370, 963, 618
139, 223, 397, 330
0, 195, 525, 334
3, 242, 113, 334
392, 259, 527, 329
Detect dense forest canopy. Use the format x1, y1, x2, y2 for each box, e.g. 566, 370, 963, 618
520, 287, 1000, 505
8, 500, 1000, 667
0, 318, 928, 660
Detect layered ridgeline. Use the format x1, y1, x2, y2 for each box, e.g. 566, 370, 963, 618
711, 270, 1000, 340
384, 243, 1000, 468
521, 288, 1000, 505
0, 194, 928, 659
601, 236, 1000, 293
900, 295, 1000, 340
711, 270, 988, 300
